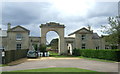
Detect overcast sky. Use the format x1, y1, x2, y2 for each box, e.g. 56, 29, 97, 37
1, 0, 118, 43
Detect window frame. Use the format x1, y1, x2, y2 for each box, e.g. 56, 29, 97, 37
82, 43, 86, 49
16, 33, 22, 40
16, 43, 21, 50
81, 34, 86, 40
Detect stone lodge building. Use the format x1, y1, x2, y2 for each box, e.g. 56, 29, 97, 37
0, 22, 110, 55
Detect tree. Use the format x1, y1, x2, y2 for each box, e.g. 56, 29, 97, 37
102, 16, 120, 49
50, 38, 58, 50
33, 44, 38, 51
39, 44, 47, 52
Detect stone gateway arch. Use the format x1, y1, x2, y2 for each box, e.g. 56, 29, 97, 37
40, 22, 67, 55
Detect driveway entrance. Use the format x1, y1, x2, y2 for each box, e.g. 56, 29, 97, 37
2, 57, 119, 72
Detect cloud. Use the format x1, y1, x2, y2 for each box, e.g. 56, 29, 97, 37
2, 2, 55, 25
0, 2, 2, 25
1, 1, 118, 42
46, 31, 59, 43
22, 24, 40, 36
87, 2, 118, 18
87, 16, 108, 28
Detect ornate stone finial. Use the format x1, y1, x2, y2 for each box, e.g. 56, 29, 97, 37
7, 23, 11, 30
87, 25, 91, 31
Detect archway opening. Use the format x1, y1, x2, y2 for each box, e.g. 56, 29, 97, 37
46, 31, 59, 56
67, 43, 73, 55
40, 22, 66, 55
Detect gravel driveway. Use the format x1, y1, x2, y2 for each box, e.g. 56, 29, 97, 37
1, 57, 119, 72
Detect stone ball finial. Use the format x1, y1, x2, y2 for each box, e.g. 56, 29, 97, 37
7, 23, 11, 30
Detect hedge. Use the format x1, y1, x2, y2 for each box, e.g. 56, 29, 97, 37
72, 49, 120, 62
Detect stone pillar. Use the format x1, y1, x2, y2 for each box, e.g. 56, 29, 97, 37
64, 42, 68, 54
41, 28, 46, 45
58, 28, 67, 55
59, 36, 66, 55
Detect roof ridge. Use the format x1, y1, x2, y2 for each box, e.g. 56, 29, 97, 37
9, 25, 30, 32
68, 27, 93, 36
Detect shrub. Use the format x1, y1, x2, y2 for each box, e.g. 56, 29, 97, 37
72, 49, 120, 62
39, 44, 47, 52
97, 50, 106, 59
72, 48, 80, 56
39, 44, 47, 57
33, 44, 38, 51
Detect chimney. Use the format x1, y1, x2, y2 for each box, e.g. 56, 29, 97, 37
87, 25, 91, 31
7, 23, 11, 30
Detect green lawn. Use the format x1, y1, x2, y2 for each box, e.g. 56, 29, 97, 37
49, 51, 59, 56
49, 51, 116, 63
8, 67, 96, 72
0, 64, 8, 67
0, 64, 2, 67
77, 56, 116, 63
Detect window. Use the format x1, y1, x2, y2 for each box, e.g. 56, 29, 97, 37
16, 44, 21, 49
82, 43, 86, 49
81, 34, 86, 40
16, 34, 22, 40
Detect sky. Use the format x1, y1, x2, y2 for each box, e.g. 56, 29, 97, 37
0, 0, 119, 43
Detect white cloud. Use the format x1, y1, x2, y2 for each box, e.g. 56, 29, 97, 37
51, 0, 95, 17
87, 16, 108, 28
46, 31, 59, 43
1, 1, 118, 42
22, 24, 40, 36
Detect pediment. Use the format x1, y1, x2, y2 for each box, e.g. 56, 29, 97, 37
68, 27, 93, 36
12, 27, 26, 31
10, 26, 29, 32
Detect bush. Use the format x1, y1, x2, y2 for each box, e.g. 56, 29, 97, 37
39, 44, 47, 57
72, 48, 80, 56
97, 50, 106, 59
72, 49, 120, 62
33, 44, 38, 51
39, 44, 47, 52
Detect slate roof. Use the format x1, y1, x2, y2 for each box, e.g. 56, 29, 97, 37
92, 33, 100, 39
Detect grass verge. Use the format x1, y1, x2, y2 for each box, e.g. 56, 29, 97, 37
7, 67, 96, 72
0, 64, 8, 67
77, 56, 117, 63
49, 51, 117, 63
